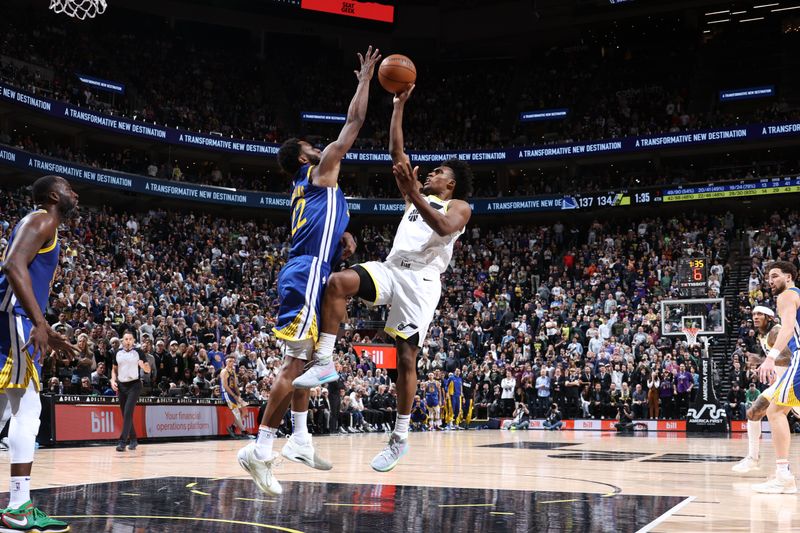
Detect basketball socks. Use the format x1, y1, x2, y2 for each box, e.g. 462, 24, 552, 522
291, 411, 310, 443
254, 426, 278, 460
747, 420, 761, 460
9, 476, 30, 508
315, 333, 336, 365
394, 414, 410, 440
776, 459, 790, 476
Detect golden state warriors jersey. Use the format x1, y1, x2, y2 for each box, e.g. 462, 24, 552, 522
288, 164, 350, 265
0, 210, 59, 317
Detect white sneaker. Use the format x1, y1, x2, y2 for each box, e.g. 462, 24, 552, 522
281, 435, 333, 471
732, 456, 760, 473
292, 360, 338, 389
237, 443, 283, 495
752, 473, 798, 494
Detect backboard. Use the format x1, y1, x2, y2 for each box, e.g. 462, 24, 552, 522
661, 298, 725, 337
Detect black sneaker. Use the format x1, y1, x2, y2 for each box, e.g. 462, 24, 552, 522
227, 425, 237, 438
128, 440, 138, 450
116, 442, 126, 452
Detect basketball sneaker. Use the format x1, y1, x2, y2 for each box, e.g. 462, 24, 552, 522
292, 360, 338, 389
237, 443, 282, 496
0, 501, 70, 532
370, 433, 409, 472
752, 473, 798, 494
281, 435, 332, 471
732, 456, 759, 473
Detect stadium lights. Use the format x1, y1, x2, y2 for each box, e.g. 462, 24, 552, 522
753, 3, 779, 7
772, 4, 800, 10
707, 18, 731, 23
731, 10, 747, 14
740, 16, 765, 21
704, 10, 730, 15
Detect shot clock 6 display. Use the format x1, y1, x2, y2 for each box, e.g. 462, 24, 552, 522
677, 257, 708, 297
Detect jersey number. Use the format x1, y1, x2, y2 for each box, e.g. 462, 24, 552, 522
291, 199, 307, 237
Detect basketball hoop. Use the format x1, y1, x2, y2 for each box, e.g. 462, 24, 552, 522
49, 0, 107, 19
682, 327, 700, 347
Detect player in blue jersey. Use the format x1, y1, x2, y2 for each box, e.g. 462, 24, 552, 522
238, 46, 381, 495
0, 175, 78, 533
753, 261, 800, 494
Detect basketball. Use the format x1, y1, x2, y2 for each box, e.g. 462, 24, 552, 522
378, 54, 416, 94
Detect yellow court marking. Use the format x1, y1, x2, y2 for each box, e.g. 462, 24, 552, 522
236, 498, 278, 503
538, 499, 579, 505
323, 503, 383, 507
185, 482, 198, 488
489, 512, 515, 516
50, 515, 304, 533
438, 503, 495, 508
191, 489, 212, 496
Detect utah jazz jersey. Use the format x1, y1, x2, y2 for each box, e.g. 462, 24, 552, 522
0, 210, 60, 391
0, 210, 59, 317
274, 164, 350, 343
288, 164, 349, 264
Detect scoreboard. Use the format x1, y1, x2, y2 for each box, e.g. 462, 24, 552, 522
677, 257, 707, 297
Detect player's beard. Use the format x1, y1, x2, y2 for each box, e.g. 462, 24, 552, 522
772, 280, 786, 295
58, 195, 79, 219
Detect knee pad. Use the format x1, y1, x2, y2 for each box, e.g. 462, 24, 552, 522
280, 339, 315, 361
9, 391, 41, 464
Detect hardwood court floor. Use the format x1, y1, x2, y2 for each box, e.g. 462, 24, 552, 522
8, 430, 800, 532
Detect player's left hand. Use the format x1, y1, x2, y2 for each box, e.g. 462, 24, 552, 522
355, 45, 382, 82
758, 356, 777, 384
392, 160, 421, 197
340, 232, 357, 260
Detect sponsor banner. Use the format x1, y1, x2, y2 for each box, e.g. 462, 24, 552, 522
145, 405, 218, 438
301, 112, 346, 123
300, 0, 395, 23
54, 404, 145, 442
520, 108, 569, 122
352, 344, 397, 369
687, 357, 728, 432
216, 406, 260, 435
720, 85, 774, 102
77, 73, 125, 95
3, 81, 800, 163
527, 419, 687, 431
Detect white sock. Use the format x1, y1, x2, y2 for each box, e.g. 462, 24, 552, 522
291, 411, 309, 442
394, 414, 411, 439
9, 476, 30, 508
254, 425, 277, 460
777, 459, 791, 476
747, 420, 761, 460
315, 333, 336, 365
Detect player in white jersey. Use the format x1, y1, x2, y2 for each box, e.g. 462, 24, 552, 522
731, 306, 794, 473
294, 85, 473, 471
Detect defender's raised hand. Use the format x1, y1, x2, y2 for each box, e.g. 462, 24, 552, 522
355, 46, 382, 82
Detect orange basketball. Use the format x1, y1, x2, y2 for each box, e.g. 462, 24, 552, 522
378, 54, 416, 94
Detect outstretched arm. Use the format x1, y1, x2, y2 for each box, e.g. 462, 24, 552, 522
389, 85, 414, 166
392, 161, 472, 237
314, 46, 381, 188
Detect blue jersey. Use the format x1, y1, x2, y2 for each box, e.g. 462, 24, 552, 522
0, 210, 60, 317
789, 287, 800, 353
289, 164, 349, 264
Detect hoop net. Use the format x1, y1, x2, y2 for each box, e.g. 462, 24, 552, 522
682, 327, 700, 347
49, 0, 107, 20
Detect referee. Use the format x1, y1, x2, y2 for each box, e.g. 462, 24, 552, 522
111, 331, 151, 452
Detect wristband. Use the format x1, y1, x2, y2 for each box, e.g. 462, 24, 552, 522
767, 348, 781, 360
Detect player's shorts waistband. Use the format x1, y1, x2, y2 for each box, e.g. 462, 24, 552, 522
287, 253, 334, 264
386, 257, 438, 273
